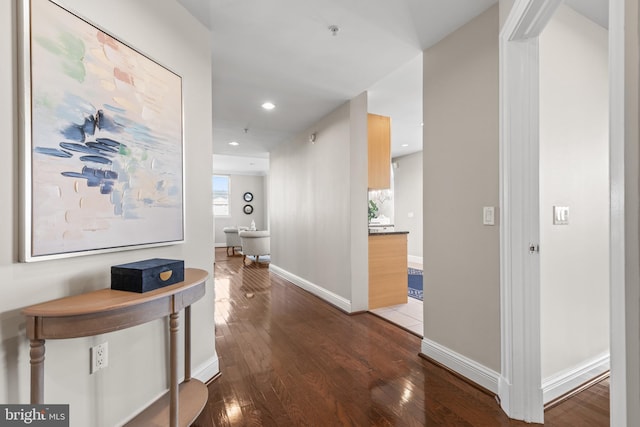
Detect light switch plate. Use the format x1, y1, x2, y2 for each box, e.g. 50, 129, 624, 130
483, 207, 495, 225
553, 206, 569, 225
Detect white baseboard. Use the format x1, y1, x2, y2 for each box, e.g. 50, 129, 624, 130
193, 354, 220, 383
269, 264, 352, 313
542, 352, 610, 404
214, 242, 227, 248
408, 255, 423, 266
118, 355, 219, 426
421, 338, 500, 394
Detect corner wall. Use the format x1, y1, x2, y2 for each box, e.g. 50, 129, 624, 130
0, 1, 216, 426
422, 5, 501, 376
269, 95, 368, 312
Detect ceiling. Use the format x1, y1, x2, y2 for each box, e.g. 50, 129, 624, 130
177, 0, 497, 161
565, 0, 609, 28
177, 0, 608, 169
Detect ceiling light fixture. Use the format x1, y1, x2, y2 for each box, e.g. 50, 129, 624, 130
261, 102, 275, 110
229, 141, 239, 146
328, 25, 340, 36
401, 144, 409, 147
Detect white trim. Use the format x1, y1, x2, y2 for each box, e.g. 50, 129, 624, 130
193, 354, 220, 383
214, 242, 227, 248
508, 0, 563, 40
499, 0, 562, 422
407, 255, 423, 266
213, 169, 267, 177
542, 353, 610, 404
608, 0, 633, 426
269, 264, 352, 313
421, 338, 500, 394
118, 355, 219, 425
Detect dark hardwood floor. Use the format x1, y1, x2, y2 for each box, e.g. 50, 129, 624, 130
194, 248, 609, 426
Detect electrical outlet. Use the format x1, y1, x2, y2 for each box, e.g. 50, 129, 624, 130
90, 342, 108, 374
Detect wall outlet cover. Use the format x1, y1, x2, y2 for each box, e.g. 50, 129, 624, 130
553, 206, 569, 225
90, 342, 109, 374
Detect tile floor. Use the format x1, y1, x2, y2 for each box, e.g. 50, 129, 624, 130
369, 260, 424, 337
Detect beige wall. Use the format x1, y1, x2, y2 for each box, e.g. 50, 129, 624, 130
622, 0, 640, 422
0, 1, 216, 425
269, 95, 368, 310
349, 92, 370, 311
213, 174, 267, 245
393, 152, 423, 258
423, 5, 500, 371
539, 4, 610, 381
499, 0, 515, 30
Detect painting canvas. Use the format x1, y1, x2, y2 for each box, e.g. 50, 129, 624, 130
22, 0, 184, 261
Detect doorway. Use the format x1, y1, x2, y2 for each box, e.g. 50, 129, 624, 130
538, 3, 610, 405
499, 0, 629, 424
366, 53, 424, 335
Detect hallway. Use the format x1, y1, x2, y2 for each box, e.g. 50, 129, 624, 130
194, 249, 609, 426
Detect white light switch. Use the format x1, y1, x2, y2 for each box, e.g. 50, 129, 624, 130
483, 207, 495, 225
553, 206, 569, 225
408, 212, 414, 218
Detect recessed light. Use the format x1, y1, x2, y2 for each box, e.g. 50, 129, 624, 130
401, 144, 409, 147
262, 102, 275, 110
229, 141, 239, 146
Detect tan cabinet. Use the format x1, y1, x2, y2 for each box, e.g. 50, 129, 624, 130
368, 113, 391, 189
368, 233, 408, 309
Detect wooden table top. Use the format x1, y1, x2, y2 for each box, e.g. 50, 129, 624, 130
22, 268, 208, 318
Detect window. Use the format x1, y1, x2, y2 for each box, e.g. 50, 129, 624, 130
212, 175, 230, 216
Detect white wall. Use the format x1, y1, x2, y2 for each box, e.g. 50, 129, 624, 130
213, 174, 267, 245
539, 4, 610, 382
422, 5, 501, 372
269, 95, 368, 312
0, 1, 216, 426
393, 152, 423, 259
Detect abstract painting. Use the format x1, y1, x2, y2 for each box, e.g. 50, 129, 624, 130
22, 0, 184, 261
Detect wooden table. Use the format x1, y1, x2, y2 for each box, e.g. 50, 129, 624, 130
22, 268, 209, 427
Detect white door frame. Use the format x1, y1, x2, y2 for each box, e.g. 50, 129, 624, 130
608, 0, 637, 425
499, 0, 627, 423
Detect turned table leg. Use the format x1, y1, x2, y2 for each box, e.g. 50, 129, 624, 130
169, 312, 179, 427
30, 339, 45, 404
185, 306, 191, 381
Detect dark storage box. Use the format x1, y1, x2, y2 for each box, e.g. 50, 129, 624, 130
111, 258, 184, 293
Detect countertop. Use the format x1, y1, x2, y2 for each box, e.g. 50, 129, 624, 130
368, 230, 409, 236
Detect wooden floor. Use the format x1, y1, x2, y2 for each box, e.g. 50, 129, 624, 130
194, 249, 609, 426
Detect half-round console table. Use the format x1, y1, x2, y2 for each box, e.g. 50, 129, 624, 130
22, 268, 209, 427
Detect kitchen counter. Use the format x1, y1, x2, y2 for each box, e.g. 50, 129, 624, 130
368, 230, 409, 236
